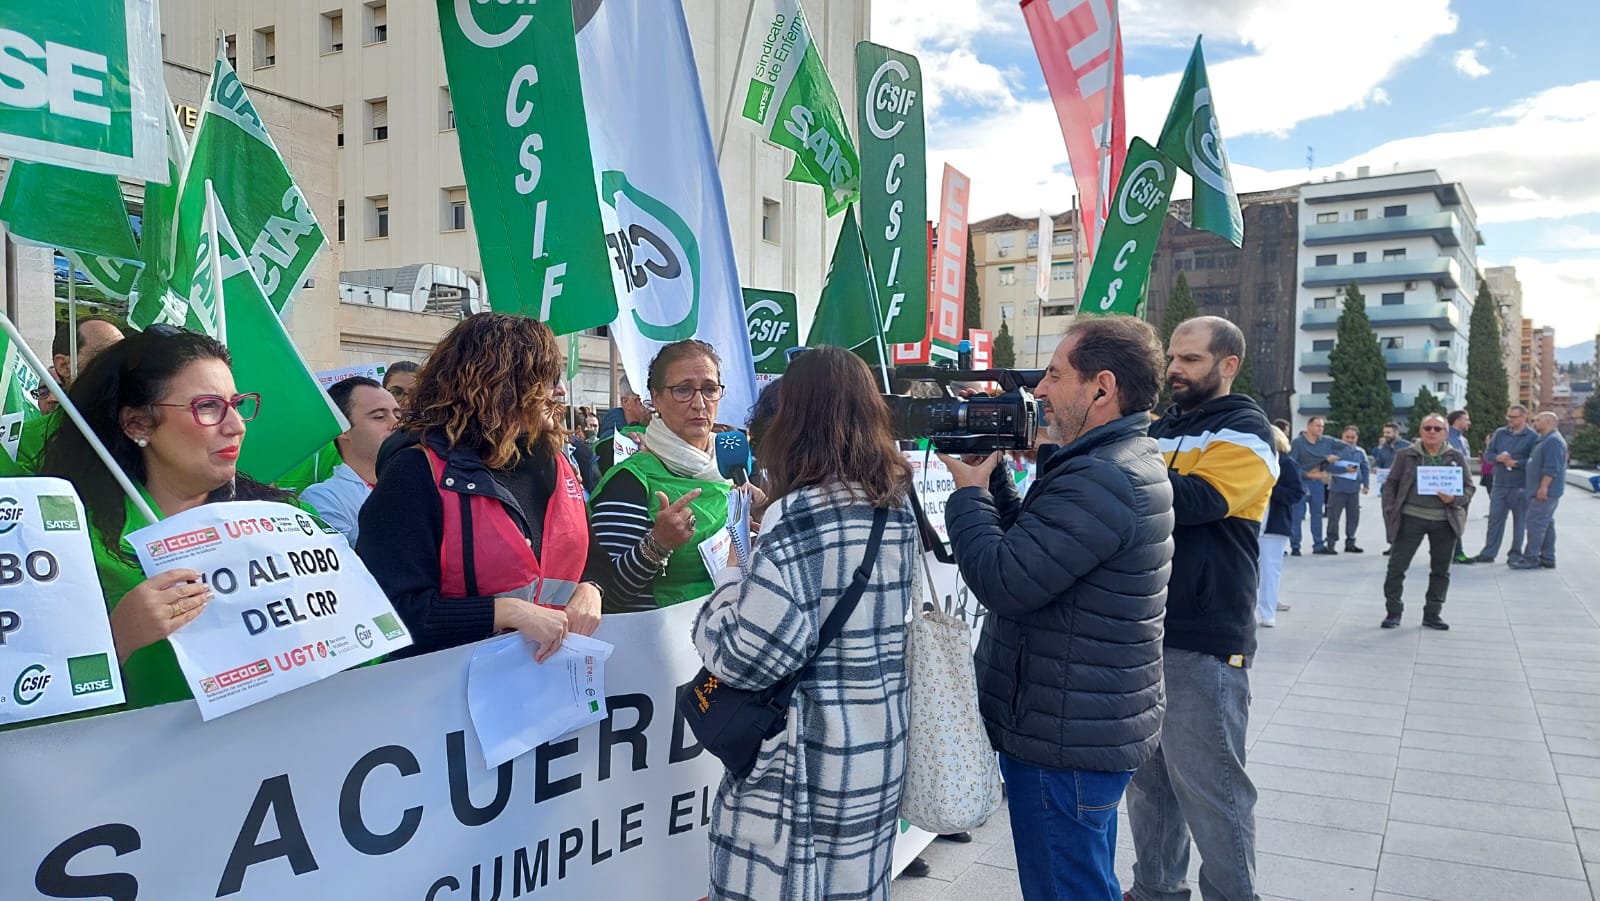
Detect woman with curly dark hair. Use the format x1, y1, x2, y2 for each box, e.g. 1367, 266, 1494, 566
41, 326, 294, 709
356, 313, 604, 660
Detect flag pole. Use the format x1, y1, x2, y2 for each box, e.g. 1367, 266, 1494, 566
852, 207, 894, 393
68, 260, 78, 380
206, 183, 227, 343
0, 313, 159, 524
1091, 0, 1121, 255
713, 0, 759, 165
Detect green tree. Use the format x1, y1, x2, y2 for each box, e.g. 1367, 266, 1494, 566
964, 234, 983, 336
993, 315, 1017, 368
1583, 391, 1600, 426
1571, 426, 1600, 466
1231, 352, 1258, 402
1464, 279, 1510, 453
1407, 385, 1447, 435
1157, 273, 1198, 406
1327, 282, 1392, 445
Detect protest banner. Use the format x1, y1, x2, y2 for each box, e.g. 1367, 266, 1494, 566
1036, 210, 1054, 303
857, 41, 928, 345
437, 0, 617, 335
315, 362, 387, 389
930, 165, 972, 362
1079, 138, 1176, 318
0, 479, 123, 724
0, 1, 165, 182
1158, 38, 1243, 246
891, 221, 937, 365
730, 0, 860, 216
743, 288, 800, 377
129, 500, 411, 719
574, 0, 757, 422
1020, 0, 1126, 264
1415, 465, 1464, 496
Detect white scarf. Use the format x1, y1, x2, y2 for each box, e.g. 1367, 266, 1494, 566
644, 416, 726, 482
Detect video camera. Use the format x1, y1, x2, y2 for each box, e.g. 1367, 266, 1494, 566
884, 365, 1044, 455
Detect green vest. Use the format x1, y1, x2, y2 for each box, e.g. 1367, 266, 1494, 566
89, 488, 194, 711
592, 450, 730, 608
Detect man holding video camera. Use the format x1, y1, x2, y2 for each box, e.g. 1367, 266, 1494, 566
941, 315, 1175, 900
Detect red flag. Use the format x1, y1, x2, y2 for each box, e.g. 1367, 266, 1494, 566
893, 220, 937, 365
929, 165, 972, 362
1021, 0, 1126, 266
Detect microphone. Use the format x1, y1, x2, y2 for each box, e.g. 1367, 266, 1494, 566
715, 431, 752, 486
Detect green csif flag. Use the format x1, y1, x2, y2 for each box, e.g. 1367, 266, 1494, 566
170, 47, 327, 321
736, 0, 860, 216
806, 207, 884, 362
204, 200, 346, 484
128, 102, 191, 330
856, 41, 928, 345
743, 288, 800, 376
0, 329, 46, 476
1079, 138, 1177, 318
1157, 38, 1243, 247
0, 161, 144, 297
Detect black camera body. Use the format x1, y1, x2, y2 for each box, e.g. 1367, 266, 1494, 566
885, 366, 1043, 454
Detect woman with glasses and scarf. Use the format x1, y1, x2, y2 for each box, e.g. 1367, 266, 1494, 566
1379, 413, 1476, 631
41, 327, 295, 709
590, 340, 751, 611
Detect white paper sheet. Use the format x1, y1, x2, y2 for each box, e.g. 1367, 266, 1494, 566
466, 631, 615, 768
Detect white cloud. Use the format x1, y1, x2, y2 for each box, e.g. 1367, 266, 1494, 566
1454, 45, 1490, 78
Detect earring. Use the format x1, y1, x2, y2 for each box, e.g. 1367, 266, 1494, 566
135, 438, 149, 447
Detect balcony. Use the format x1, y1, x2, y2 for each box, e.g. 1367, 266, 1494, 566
1298, 393, 1457, 415
1302, 256, 1462, 290
1304, 212, 1464, 248
1299, 347, 1454, 373
1301, 301, 1459, 331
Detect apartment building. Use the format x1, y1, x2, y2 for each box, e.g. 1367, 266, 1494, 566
1484, 265, 1524, 406
968, 210, 1082, 366
1293, 169, 1482, 427
1518, 318, 1543, 410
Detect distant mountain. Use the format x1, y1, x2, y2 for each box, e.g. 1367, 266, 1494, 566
1556, 342, 1594, 366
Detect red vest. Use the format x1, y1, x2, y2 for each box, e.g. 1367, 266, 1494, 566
424, 447, 589, 605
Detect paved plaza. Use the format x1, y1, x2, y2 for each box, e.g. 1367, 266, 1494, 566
896, 473, 1600, 901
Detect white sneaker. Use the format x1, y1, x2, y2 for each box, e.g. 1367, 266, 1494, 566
1259, 619, 1276, 628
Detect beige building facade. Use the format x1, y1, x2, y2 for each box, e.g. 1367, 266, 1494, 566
1484, 265, 1523, 406
160, 0, 870, 408
969, 211, 1082, 367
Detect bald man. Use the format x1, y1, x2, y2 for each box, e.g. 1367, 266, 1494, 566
1511, 412, 1566, 570
18, 317, 125, 472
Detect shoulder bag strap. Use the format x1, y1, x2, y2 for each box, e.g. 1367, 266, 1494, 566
810, 505, 891, 662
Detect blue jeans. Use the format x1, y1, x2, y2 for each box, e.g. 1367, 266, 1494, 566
1126, 649, 1258, 901
1291, 479, 1326, 550
1000, 754, 1132, 901
1524, 495, 1560, 565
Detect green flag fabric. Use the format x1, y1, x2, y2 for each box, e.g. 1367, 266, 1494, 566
0, 161, 144, 297
0, 329, 47, 476
855, 41, 928, 344
743, 288, 800, 376
128, 103, 190, 330
806, 207, 883, 362
1157, 38, 1243, 247
736, 0, 860, 216
206, 203, 346, 484
1079, 138, 1177, 318
170, 48, 326, 320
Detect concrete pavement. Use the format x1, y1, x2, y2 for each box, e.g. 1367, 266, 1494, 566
894, 478, 1600, 901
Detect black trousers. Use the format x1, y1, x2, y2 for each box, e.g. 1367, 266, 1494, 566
1384, 514, 1456, 617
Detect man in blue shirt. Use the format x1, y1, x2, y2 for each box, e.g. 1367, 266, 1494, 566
1289, 416, 1349, 555
1326, 425, 1370, 553
1511, 412, 1567, 570
1370, 422, 1411, 470
1473, 405, 1538, 564
302, 377, 401, 547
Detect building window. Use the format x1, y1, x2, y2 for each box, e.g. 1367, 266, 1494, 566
1354, 208, 1368, 220
253, 27, 275, 68
1381, 291, 1404, 305
1053, 231, 1071, 246
1352, 251, 1367, 264
1314, 254, 1336, 267
1312, 339, 1335, 351
1042, 303, 1075, 317
1051, 262, 1072, 281
1382, 248, 1405, 261
1315, 211, 1338, 224
331, 105, 343, 147
1027, 231, 1039, 250
322, 11, 343, 52
224, 33, 237, 70
1383, 204, 1407, 218
1311, 381, 1333, 394
440, 87, 454, 131
1259, 243, 1279, 264
442, 187, 468, 231
366, 1, 387, 43
1436, 381, 1450, 393
1380, 336, 1404, 350
336, 201, 345, 242
998, 266, 1017, 286
369, 196, 389, 239
367, 98, 387, 141
1313, 295, 1338, 310
1387, 379, 1403, 393
1438, 339, 1452, 349
999, 303, 1015, 323
761, 198, 779, 243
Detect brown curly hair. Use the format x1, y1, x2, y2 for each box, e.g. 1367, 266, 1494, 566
406, 313, 565, 468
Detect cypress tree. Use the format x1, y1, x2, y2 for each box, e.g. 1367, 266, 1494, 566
1407, 385, 1447, 435
964, 234, 983, 336
1158, 273, 1198, 406
993, 315, 1017, 368
1464, 279, 1510, 452
1327, 282, 1392, 445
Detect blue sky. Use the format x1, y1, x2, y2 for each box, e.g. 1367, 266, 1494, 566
874, 0, 1600, 348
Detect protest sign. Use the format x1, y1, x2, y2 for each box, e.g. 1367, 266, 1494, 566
930, 165, 971, 362
468, 632, 614, 769
1415, 465, 1464, 496
743, 288, 800, 376
0, 479, 123, 724
129, 500, 411, 719
0, 0, 165, 181
437, 0, 617, 334
857, 41, 928, 344
316, 362, 387, 389
905, 448, 957, 545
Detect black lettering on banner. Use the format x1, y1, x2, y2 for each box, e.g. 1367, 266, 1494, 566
446, 730, 513, 827
669, 681, 704, 764
597, 692, 651, 781
0, 608, 21, 644
246, 558, 276, 588
207, 567, 239, 594
339, 745, 423, 855
425, 876, 460, 900
589, 817, 612, 865
667, 791, 696, 836
0, 551, 58, 585
215, 774, 319, 897
619, 802, 646, 852
700, 784, 712, 828
470, 857, 502, 900
513, 841, 551, 895
34, 823, 141, 901
557, 827, 583, 881
534, 737, 582, 803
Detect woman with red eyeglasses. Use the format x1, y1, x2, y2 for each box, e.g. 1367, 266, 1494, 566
42, 327, 297, 710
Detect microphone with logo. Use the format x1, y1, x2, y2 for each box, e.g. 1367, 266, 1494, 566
715, 431, 755, 573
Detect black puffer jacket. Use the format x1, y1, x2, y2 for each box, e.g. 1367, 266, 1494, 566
946, 411, 1175, 773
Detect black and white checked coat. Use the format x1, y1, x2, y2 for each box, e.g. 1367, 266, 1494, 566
693, 483, 918, 901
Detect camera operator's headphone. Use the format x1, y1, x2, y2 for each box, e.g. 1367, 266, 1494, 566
1093, 388, 1106, 401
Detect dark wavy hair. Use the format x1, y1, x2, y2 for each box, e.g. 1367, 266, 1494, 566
40, 327, 289, 547
760, 347, 910, 508
406, 313, 565, 468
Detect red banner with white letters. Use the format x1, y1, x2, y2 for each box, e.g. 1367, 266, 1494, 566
929, 166, 971, 362
892, 221, 937, 365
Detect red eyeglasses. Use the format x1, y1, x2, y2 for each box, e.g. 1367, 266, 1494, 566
153, 393, 261, 427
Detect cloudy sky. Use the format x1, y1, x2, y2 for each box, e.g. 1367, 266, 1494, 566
872, 0, 1599, 349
